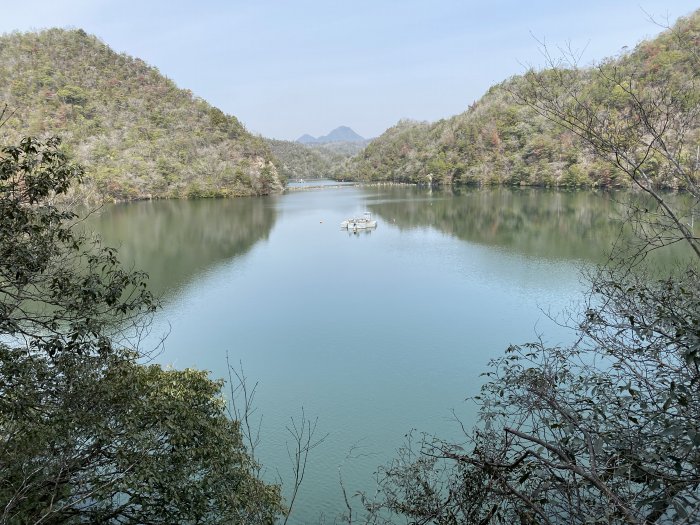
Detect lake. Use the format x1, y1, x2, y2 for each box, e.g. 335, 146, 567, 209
86, 184, 689, 523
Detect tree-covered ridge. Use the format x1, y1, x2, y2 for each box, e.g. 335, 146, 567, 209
266, 135, 371, 181
0, 28, 284, 201
346, 9, 700, 189
266, 138, 349, 180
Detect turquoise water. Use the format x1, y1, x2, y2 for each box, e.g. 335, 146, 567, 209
87, 185, 684, 523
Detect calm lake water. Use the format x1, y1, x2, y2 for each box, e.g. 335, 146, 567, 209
86, 185, 689, 523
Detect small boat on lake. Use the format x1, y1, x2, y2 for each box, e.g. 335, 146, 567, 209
341, 212, 377, 230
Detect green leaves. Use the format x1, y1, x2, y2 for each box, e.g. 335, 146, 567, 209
0, 137, 158, 355
0, 136, 283, 523
0, 348, 285, 524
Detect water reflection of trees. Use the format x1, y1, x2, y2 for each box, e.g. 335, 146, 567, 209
86, 197, 277, 298
367, 186, 692, 264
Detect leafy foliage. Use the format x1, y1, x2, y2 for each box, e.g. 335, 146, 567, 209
0, 29, 283, 201
266, 138, 352, 180
0, 136, 284, 523
0, 136, 156, 355
0, 348, 284, 524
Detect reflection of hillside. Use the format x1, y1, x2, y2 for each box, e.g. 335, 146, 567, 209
85, 198, 277, 298
368, 187, 691, 264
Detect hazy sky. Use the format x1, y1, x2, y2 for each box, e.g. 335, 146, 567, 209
0, 1, 698, 140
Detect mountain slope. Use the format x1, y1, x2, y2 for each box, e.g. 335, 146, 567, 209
266, 138, 348, 179
346, 10, 700, 189
296, 126, 365, 144
296, 134, 318, 144
0, 28, 283, 201
322, 126, 365, 143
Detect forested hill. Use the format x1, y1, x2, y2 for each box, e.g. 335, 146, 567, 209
265, 136, 372, 180
0, 28, 284, 201
345, 9, 700, 188
266, 138, 347, 180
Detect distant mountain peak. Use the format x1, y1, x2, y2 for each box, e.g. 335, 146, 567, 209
296, 126, 365, 144
297, 134, 318, 143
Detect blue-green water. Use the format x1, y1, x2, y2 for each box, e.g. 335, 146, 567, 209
87, 185, 687, 523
